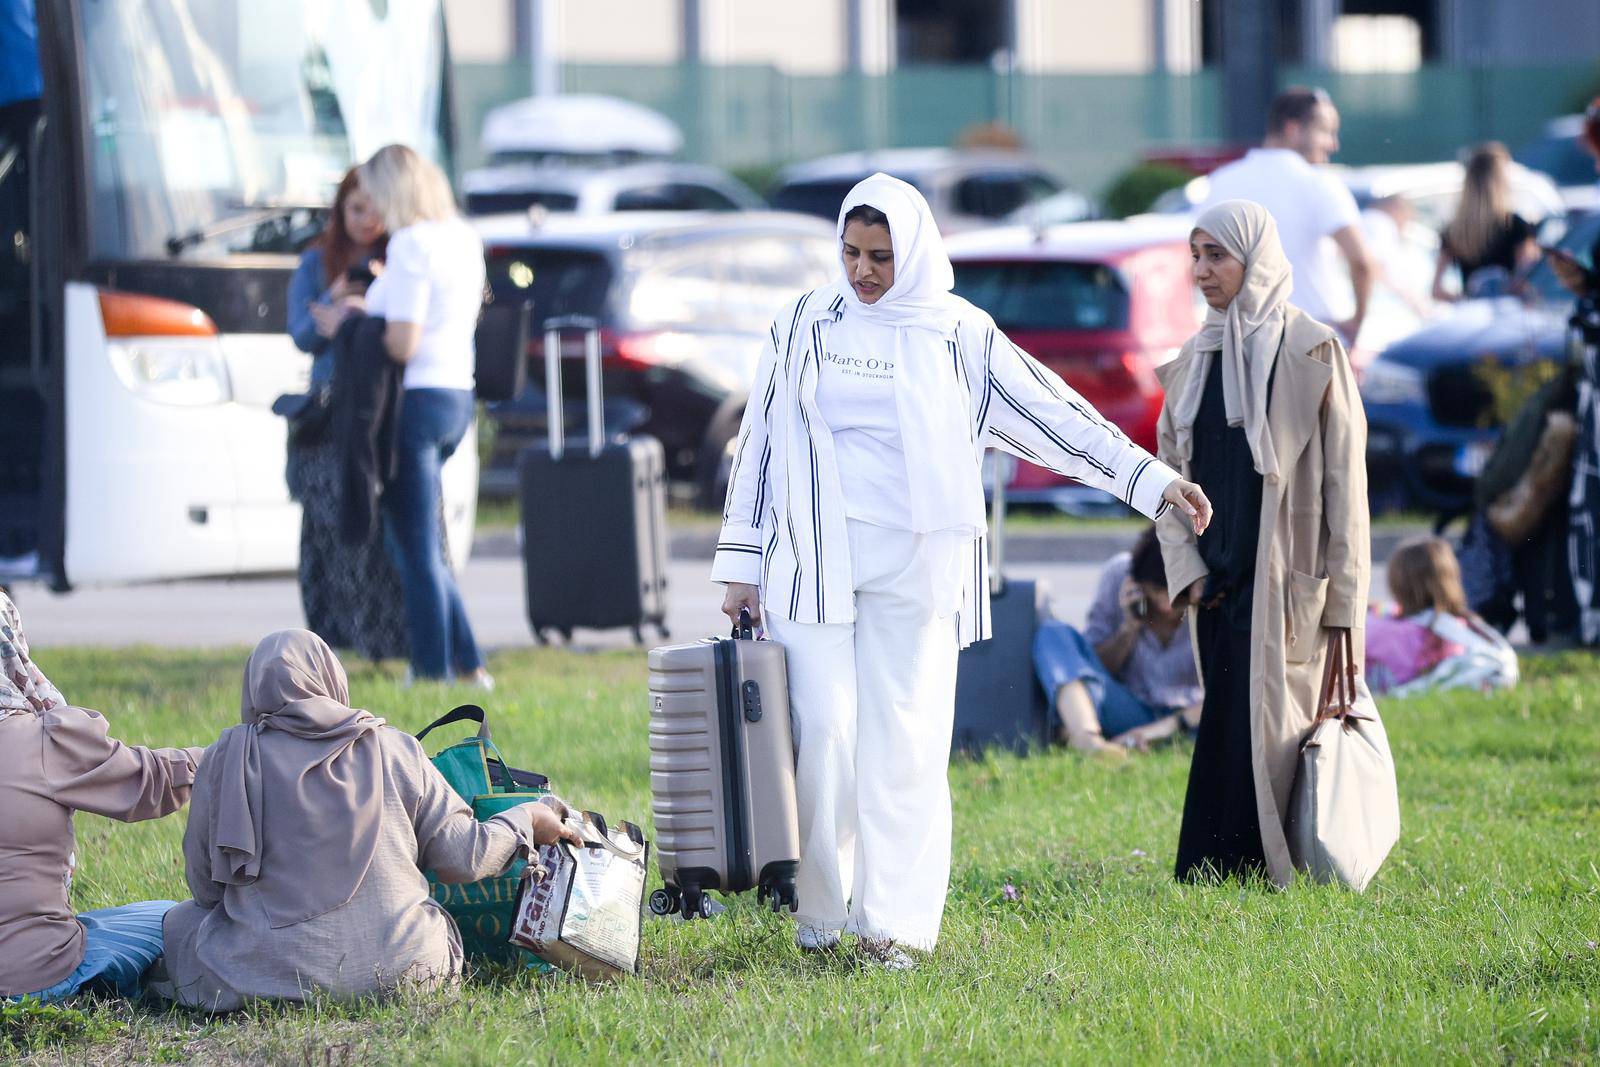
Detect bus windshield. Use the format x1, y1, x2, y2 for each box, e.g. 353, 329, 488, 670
79, 0, 447, 263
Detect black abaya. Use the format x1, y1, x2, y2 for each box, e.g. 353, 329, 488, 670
1175, 354, 1269, 882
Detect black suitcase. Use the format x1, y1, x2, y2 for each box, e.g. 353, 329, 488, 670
519, 316, 670, 644
474, 296, 531, 403
952, 459, 1050, 756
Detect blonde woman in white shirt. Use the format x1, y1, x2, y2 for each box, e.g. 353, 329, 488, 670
714, 173, 1212, 968
356, 145, 489, 686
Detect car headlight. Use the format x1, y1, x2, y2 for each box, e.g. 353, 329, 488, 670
106, 338, 233, 406
1360, 359, 1426, 406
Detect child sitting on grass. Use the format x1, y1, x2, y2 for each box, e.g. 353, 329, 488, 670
1367, 536, 1518, 696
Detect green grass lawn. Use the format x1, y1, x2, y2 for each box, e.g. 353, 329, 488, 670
10, 647, 1599, 1065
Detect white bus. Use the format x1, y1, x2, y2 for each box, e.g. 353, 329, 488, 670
2, 0, 476, 590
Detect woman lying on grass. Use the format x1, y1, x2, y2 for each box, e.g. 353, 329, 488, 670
153, 630, 579, 1012
0, 591, 203, 1003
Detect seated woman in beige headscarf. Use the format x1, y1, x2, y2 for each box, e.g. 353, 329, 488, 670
157, 630, 579, 1011
0, 591, 203, 1003
1154, 199, 1369, 887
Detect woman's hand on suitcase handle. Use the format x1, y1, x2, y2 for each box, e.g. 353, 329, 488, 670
722, 583, 762, 631
1163, 478, 1212, 536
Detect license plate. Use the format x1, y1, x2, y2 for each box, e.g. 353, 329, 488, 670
1454, 439, 1494, 478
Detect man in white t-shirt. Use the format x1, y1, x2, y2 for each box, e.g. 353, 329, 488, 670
1202, 86, 1375, 345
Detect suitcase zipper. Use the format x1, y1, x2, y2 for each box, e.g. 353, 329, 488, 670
713, 637, 752, 891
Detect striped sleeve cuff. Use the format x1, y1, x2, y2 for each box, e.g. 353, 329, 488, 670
710, 524, 763, 586
1125, 456, 1182, 521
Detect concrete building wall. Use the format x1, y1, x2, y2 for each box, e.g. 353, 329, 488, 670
691, 0, 848, 72
444, 0, 517, 63
1013, 0, 1154, 74
559, 0, 680, 64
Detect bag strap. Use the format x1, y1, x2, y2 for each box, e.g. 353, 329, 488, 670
416, 704, 490, 742
1314, 631, 1357, 725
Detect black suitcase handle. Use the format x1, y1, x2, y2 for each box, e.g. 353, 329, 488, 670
732, 606, 755, 640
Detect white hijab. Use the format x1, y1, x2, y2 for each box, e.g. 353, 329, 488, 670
835, 172, 964, 332
821, 173, 986, 539
1171, 199, 1293, 481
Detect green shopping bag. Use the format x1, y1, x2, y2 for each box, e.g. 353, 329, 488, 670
417, 705, 551, 966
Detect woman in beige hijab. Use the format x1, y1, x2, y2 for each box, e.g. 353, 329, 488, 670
1155, 199, 1370, 885
158, 630, 578, 1011
0, 592, 202, 1002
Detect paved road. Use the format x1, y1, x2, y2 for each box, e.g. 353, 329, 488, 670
11, 542, 1389, 652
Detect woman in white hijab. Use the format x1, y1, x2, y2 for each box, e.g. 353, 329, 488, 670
713, 174, 1212, 967
1154, 200, 1370, 886
158, 629, 579, 1010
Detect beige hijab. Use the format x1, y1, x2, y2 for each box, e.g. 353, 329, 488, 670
1171, 199, 1294, 481
208, 629, 386, 928
0, 591, 65, 723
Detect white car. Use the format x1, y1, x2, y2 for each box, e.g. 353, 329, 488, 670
461, 162, 764, 218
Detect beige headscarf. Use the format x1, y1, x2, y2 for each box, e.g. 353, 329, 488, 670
1171, 199, 1294, 481
0, 591, 65, 723
208, 629, 386, 928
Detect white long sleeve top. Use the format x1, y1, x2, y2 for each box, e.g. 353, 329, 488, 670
712, 287, 1181, 648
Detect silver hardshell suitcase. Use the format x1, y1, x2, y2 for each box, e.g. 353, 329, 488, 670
646, 610, 800, 919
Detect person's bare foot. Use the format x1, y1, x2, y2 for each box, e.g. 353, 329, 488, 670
1055, 725, 1128, 757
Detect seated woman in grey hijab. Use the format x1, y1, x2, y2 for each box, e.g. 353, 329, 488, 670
156, 630, 579, 1011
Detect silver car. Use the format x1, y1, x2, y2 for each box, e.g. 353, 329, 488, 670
768, 148, 1065, 232
462, 161, 765, 217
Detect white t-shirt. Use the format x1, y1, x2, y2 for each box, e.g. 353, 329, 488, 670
364, 217, 485, 391
1202, 148, 1361, 325
814, 318, 912, 531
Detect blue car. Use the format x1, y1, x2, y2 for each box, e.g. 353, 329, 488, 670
1361, 212, 1600, 514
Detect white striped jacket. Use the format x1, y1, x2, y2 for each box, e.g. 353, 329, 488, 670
712, 288, 1180, 647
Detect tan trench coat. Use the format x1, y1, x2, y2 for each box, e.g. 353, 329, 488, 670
1154, 307, 1371, 886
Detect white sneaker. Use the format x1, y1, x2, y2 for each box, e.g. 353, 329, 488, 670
858, 936, 917, 971
467, 669, 496, 692
795, 923, 841, 953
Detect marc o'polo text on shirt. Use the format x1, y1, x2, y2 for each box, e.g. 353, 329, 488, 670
821, 349, 895, 380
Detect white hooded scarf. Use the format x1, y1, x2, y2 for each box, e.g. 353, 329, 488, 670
807, 172, 988, 540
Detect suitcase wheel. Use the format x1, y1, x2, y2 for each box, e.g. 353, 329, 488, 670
649, 887, 679, 916
764, 880, 798, 914
678, 886, 715, 920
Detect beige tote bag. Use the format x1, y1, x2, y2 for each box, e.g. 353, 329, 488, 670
1288, 630, 1400, 891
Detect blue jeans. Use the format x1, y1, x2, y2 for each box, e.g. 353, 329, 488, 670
11, 901, 175, 1002
383, 388, 483, 679
1033, 621, 1170, 738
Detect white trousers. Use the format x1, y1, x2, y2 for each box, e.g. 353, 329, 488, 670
765, 520, 961, 950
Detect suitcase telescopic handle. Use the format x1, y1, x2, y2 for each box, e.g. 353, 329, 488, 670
986, 452, 1015, 597
542, 314, 604, 461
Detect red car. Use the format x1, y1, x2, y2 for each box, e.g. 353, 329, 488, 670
947, 216, 1201, 511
